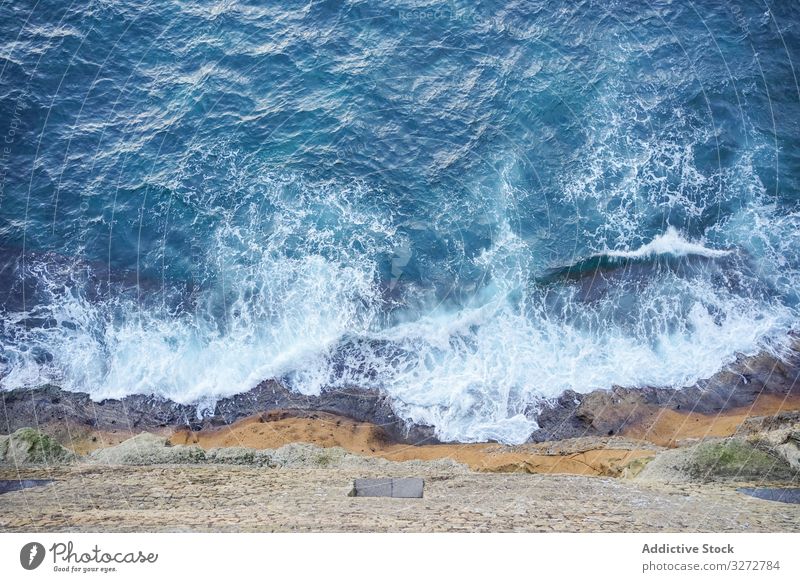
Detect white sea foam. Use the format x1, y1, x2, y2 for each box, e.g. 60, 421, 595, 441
602, 226, 732, 260
1, 172, 798, 445
3, 5, 800, 448
350, 221, 791, 443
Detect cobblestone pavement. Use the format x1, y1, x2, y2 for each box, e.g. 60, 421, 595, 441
1, 464, 798, 532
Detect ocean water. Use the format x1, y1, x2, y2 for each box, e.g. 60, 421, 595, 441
1, 0, 799, 443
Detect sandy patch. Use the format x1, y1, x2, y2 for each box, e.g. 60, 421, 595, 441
166, 411, 654, 476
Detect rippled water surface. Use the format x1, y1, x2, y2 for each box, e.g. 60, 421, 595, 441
1, 1, 800, 442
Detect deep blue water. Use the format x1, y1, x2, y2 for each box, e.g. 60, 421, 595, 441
1, 0, 800, 443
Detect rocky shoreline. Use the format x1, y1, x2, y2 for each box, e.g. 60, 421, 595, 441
2, 349, 799, 532
2, 339, 800, 445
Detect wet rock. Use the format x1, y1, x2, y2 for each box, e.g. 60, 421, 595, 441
2, 339, 799, 446
573, 387, 650, 436
534, 342, 800, 442
211, 382, 439, 444
0, 381, 439, 445
0, 384, 196, 435
527, 390, 586, 441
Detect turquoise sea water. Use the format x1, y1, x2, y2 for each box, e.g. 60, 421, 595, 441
1, 0, 800, 442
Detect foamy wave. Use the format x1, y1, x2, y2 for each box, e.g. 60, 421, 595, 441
602, 226, 732, 260
0, 175, 392, 407
361, 274, 792, 444
1, 179, 797, 445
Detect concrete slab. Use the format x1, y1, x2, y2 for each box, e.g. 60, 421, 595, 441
352, 478, 393, 497
351, 478, 424, 498
390, 478, 424, 498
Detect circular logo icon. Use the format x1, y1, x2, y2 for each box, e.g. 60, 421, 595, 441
20, 542, 46, 570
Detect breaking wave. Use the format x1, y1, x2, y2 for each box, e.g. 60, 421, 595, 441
2, 0, 800, 443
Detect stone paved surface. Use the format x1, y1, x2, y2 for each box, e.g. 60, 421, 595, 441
1, 464, 798, 532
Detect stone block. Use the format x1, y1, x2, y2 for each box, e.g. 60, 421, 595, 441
351, 477, 423, 498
